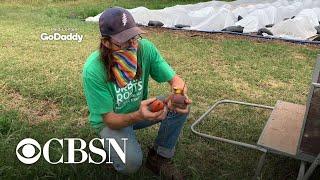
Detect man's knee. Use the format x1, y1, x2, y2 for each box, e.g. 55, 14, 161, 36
99, 126, 142, 174
117, 150, 143, 174
166, 111, 189, 124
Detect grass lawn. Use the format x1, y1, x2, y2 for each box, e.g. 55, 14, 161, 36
0, 0, 319, 179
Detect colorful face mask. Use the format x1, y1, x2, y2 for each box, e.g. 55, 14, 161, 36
111, 46, 138, 88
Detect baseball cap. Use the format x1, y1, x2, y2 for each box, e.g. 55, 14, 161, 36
99, 7, 145, 44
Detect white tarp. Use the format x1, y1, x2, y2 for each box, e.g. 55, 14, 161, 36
86, 0, 320, 40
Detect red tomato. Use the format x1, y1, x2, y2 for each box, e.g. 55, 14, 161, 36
149, 99, 165, 112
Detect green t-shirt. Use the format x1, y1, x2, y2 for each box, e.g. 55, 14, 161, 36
82, 39, 176, 132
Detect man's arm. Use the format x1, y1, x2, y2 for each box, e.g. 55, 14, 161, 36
103, 98, 166, 130
103, 111, 142, 130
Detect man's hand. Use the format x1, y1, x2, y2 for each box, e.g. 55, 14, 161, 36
169, 75, 188, 95
137, 98, 168, 121
168, 75, 192, 114
167, 95, 192, 114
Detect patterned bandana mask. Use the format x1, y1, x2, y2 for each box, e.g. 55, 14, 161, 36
111, 46, 138, 88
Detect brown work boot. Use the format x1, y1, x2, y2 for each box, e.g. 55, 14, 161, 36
145, 147, 184, 180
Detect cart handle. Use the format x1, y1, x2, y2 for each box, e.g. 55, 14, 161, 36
191, 99, 274, 153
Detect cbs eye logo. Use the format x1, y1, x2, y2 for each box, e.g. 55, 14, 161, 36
16, 138, 41, 164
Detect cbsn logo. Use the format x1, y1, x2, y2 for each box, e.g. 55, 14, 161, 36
16, 138, 127, 164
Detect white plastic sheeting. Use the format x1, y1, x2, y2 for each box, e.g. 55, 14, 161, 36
271, 8, 319, 39
86, 0, 320, 40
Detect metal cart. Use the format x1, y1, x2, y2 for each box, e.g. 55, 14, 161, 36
191, 56, 320, 180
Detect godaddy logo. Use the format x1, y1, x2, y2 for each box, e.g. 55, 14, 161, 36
16, 138, 127, 164
40, 33, 83, 42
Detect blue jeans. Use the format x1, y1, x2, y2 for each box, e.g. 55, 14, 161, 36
99, 111, 188, 174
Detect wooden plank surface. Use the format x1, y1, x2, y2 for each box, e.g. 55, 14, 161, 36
258, 101, 306, 156
299, 75, 320, 156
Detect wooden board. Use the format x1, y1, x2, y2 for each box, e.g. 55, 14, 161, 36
258, 101, 306, 156
299, 69, 320, 156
